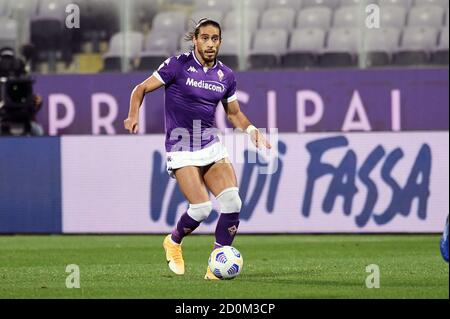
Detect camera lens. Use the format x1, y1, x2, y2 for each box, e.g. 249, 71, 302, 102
6, 81, 32, 105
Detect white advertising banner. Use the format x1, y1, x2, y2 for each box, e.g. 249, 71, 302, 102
61, 132, 449, 233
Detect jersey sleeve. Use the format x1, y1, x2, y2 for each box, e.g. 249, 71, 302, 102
152, 56, 180, 85
225, 71, 237, 103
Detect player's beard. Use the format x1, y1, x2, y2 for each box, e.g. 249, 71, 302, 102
200, 48, 217, 64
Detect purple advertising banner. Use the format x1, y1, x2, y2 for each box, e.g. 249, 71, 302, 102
34, 68, 449, 135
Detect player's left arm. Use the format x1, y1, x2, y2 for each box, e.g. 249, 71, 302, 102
223, 99, 272, 149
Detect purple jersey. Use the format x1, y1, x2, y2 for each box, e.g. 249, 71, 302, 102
153, 51, 237, 152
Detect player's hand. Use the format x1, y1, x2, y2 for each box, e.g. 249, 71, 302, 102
250, 130, 272, 149
124, 116, 139, 134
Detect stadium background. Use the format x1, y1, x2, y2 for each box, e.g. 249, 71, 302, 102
0, 0, 448, 299
1, 0, 448, 234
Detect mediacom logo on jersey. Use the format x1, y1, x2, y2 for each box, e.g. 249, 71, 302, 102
186, 78, 225, 93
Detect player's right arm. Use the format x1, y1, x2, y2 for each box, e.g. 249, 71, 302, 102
124, 75, 164, 134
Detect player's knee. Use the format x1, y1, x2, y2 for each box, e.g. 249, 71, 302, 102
217, 187, 242, 214
187, 201, 213, 222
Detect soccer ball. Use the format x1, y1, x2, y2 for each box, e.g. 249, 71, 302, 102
208, 246, 243, 280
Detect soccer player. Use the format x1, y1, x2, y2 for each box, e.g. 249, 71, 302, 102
440, 216, 448, 263
124, 19, 271, 279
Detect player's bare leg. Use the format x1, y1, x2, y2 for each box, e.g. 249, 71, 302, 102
163, 166, 211, 275
202, 158, 241, 280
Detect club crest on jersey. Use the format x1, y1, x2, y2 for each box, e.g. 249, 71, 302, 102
217, 69, 224, 81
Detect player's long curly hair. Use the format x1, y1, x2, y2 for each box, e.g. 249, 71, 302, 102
184, 18, 222, 51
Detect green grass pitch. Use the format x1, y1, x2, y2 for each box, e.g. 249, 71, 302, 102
0, 235, 448, 299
